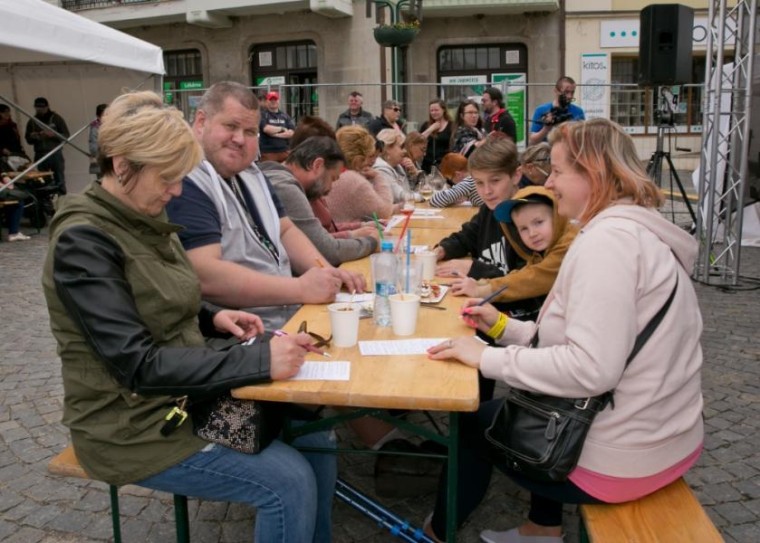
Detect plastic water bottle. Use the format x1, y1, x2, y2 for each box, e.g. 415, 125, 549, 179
373, 240, 397, 327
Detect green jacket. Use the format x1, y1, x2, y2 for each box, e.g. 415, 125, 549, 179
43, 181, 272, 485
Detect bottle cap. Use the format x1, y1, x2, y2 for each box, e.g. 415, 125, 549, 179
381, 240, 394, 251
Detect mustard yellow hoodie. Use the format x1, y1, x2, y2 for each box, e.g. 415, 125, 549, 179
490, 186, 578, 304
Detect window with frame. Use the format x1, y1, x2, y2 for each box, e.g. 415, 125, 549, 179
610, 56, 706, 134
164, 49, 203, 80
437, 44, 528, 105
162, 49, 203, 120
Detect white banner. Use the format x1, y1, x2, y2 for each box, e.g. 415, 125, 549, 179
580, 53, 609, 120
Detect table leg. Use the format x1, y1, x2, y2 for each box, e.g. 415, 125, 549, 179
446, 411, 459, 542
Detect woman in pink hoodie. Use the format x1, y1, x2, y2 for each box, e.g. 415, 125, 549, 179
425, 119, 704, 543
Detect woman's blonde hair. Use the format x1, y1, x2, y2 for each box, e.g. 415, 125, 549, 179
336, 125, 375, 171
549, 118, 663, 224
97, 91, 202, 191
376, 128, 405, 152
467, 137, 519, 175
404, 131, 426, 152
520, 142, 551, 166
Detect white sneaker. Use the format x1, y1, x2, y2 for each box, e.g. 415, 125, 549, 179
8, 232, 31, 242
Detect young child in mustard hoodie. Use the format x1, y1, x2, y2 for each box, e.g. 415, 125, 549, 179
450, 185, 578, 321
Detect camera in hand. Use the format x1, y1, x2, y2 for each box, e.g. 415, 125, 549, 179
540, 94, 574, 126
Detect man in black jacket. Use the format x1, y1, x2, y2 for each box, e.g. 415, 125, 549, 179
335, 91, 373, 130
482, 88, 517, 143
25, 97, 70, 194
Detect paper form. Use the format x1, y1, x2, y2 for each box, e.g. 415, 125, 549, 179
358, 338, 447, 356
289, 361, 351, 381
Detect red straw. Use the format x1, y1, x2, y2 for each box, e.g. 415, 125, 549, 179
394, 212, 413, 253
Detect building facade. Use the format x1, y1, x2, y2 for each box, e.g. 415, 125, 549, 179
57, 0, 717, 168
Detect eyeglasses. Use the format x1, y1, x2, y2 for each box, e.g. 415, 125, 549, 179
298, 321, 332, 348
391, 107, 401, 112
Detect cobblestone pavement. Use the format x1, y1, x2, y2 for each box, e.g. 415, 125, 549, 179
1, 213, 759, 543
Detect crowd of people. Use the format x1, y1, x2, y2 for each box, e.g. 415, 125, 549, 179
32, 78, 704, 543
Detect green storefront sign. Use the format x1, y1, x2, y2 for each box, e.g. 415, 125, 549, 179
492, 74, 527, 148
179, 81, 204, 90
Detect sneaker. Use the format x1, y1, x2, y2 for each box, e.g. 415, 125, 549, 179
8, 232, 31, 242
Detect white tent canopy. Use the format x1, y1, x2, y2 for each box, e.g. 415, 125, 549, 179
0, 0, 164, 194
0, 0, 163, 74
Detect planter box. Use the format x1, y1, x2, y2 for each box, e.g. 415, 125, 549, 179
373, 26, 419, 47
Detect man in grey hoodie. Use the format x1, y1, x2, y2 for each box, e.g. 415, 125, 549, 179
260, 136, 378, 266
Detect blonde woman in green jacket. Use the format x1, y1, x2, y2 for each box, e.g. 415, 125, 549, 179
42, 91, 336, 543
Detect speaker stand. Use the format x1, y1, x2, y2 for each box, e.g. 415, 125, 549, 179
646, 124, 697, 226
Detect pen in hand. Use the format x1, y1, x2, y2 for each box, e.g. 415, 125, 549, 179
273, 329, 331, 358
461, 284, 510, 317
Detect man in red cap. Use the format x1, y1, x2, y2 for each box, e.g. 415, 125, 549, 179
259, 90, 295, 162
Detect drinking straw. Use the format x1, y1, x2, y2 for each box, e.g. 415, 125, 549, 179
394, 212, 413, 253
405, 228, 412, 293
371, 212, 385, 241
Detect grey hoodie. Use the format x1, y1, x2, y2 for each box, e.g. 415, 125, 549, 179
260, 162, 377, 266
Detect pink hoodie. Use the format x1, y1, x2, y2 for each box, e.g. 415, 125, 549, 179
481, 203, 704, 478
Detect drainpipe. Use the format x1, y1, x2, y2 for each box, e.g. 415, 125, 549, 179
559, 0, 566, 75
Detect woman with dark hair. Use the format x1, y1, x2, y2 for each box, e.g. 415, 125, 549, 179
419, 98, 453, 172
450, 99, 486, 157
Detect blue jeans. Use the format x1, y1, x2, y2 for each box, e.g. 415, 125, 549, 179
136, 430, 337, 543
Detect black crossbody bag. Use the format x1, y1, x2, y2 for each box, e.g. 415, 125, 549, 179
484, 276, 678, 482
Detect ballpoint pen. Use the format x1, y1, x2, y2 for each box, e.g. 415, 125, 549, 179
460, 284, 511, 318
273, 329, 331, 358
473, 283, 510, 306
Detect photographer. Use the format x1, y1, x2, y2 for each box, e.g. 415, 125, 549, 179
529, 77, 585, 145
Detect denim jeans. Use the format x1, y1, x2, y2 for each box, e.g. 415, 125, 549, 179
136, 429, 337, 543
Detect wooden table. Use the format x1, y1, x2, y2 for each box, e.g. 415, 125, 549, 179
10, 170, 53, 183
387, 202, 477, 231
233, 211, 481, 542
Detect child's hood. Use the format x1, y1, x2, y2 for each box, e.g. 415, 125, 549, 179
498, 185, 571, 261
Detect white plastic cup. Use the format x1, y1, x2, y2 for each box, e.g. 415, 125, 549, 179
328, 303, 360, 347
397, 256, 424, 295
419, 251, 438, 281
389, 293, 420, 336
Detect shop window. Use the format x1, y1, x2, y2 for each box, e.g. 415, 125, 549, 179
611, 56, 707, 134
163, 49, 204, 121
251, 41, 318, 120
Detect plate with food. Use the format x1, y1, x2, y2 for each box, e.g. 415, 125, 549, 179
419, 281, 448, 304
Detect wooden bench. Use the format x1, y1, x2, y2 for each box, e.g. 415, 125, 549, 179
579, 478, 724, 542
48, 445, 191, 543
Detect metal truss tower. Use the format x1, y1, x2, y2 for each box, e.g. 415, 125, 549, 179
695, 0, 757, 284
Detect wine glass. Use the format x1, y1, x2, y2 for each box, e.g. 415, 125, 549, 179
401, 190, 416, 215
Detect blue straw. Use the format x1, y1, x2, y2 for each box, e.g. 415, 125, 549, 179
405, 228, 412, 293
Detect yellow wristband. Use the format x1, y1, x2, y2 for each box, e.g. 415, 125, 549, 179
486, 312, 508, 339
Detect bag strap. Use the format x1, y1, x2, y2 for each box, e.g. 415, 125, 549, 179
624, 273, 679, 368
527, 273, 679, 411
601, 273, 679, 409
